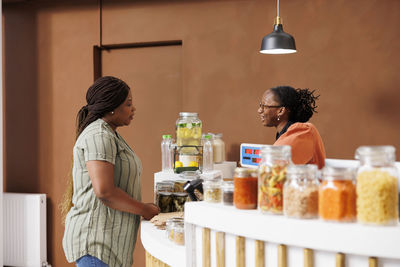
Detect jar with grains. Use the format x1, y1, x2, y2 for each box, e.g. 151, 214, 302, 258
283, 164, 319, 219
203, 179, 222, 203
234, 168, 258, 209
258, 145, 292, 214
166, 217, 184, 244
319, 167, 356, 222
213, 133, 226, 163
355, 146, 399, 225
222, 181, 234, 205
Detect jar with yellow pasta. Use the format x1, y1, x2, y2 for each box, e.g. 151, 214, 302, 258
355, 146, 399, 225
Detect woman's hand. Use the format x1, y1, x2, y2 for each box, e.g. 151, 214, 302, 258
142, 203, 160, 220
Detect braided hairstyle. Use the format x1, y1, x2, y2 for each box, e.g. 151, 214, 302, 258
270, 86, 319, 122
61, 76, 130, 223
76, 76, 130, 140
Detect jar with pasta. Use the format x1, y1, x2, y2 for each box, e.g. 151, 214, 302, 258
355, 146, 399, 225
234, 168, 258, 209
258, 145, 292, 214
319, 166, 356, 222
203, 179, 222, 203
284, 164, 319, 219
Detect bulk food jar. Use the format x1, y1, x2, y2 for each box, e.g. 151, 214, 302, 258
258, 145, 292, 214
175, 113, 202, 171
283, 164, 319, 219
233, 168, 258, 209
319, 166, 356, 222
355, 146, 399, 225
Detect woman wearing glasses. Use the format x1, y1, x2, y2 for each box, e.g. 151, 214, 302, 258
257, 86, 326, 169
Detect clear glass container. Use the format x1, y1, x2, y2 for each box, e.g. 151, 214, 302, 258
283, 165, 319, 219
161, 134, 174, 172
155, 181, 174, 213
319, 166, 356, 222
202, 135, 214, 172
222, 181, 234, 205
165, 217, 184, 243
258, 145, 292, 214
176, 112, 202, 147
234, 168, 258, 209
355, 146, 399, 225
171, 192, 188, 212
213, 133, 225, 163
173, 221, 185, 245
203, 179, 222, 203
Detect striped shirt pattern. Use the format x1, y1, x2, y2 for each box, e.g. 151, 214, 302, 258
63, 119, 142, 267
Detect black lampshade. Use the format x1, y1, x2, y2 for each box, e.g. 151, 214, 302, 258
260, 24, 297, 54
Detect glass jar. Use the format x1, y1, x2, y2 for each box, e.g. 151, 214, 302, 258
319, 166, 356, 222
258, 145, 292, 214
165, 217, 184, 242
155, 181, 174, 213
234, 168, 258, 209
355, 146, 399, 225
283, 165, 319, 219
222, 181, 234, 205
203, 179, 222, 203
173, 220, 185, 245
171, 192, 188, 212
176, 112, 202, 147
213, 133, 225, 163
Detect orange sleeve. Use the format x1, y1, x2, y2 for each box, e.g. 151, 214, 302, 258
273, 124, 314, 165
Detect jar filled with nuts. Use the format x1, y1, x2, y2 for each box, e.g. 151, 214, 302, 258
203, 179, 222, 203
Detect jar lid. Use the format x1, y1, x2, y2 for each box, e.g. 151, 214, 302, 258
286, 164, 317, 178
355, 146, 395, 160
203, 179, 221, 188
179, 112, 198, 117
172, 192, 188, 197
166, 217, 184, 226
234, 167, 249, 177
261, 145, 291, 156
322, 166, 356, 180
162, 134, 172, 139
157, 181, 174, 187
221, 181, 234, 190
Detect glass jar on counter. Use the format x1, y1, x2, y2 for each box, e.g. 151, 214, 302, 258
222, 181, 234, 205
258, 145, 292, 214
176, 112, 202, 147
155, 181, 174, 213
171, 192, 188, 212
203, 179, 222, 203
213, 133, 225, 163
355, 146, 399, 225
234, 168, 258, 209
166, 217, 184, 245
283, 164, 319, 219
319, 166, 356, 222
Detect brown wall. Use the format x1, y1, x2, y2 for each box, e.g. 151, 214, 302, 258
3, 0, 400, 266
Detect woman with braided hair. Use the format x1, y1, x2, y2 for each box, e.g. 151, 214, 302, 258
258, 86, 326, 169
61, 76, 160, 267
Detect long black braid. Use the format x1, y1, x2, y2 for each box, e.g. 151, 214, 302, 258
271, 86, 319, 122
76, 76, 130, 139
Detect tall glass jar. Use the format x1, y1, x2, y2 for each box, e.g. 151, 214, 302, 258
176, 112, 202, 147
355, 146, 399, 225
319, 166, 356, 222
233, 168, 258, 209
283, 164, 319, 219
258, 145, 292, 214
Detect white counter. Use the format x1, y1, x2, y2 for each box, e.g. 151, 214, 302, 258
141, 221, 186, 267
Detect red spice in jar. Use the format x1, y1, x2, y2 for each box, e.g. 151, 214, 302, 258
234, 168, 258, 209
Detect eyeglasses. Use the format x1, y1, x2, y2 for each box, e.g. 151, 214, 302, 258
259, 102, 282, 109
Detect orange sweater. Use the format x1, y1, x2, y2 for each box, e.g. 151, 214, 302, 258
274, 122, 326, 169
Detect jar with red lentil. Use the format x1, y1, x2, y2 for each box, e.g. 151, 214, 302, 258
319, 166, 356, 222
233, 168, 258, 209
283, 164, 319, 219
258, 145, 292, 214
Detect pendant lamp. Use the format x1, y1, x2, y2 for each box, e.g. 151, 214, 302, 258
260, 0, 297, 54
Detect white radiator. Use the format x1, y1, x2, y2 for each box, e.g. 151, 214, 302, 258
3, 193, 48, 267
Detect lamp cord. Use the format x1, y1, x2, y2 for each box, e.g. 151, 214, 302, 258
277, 0, 280, 17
